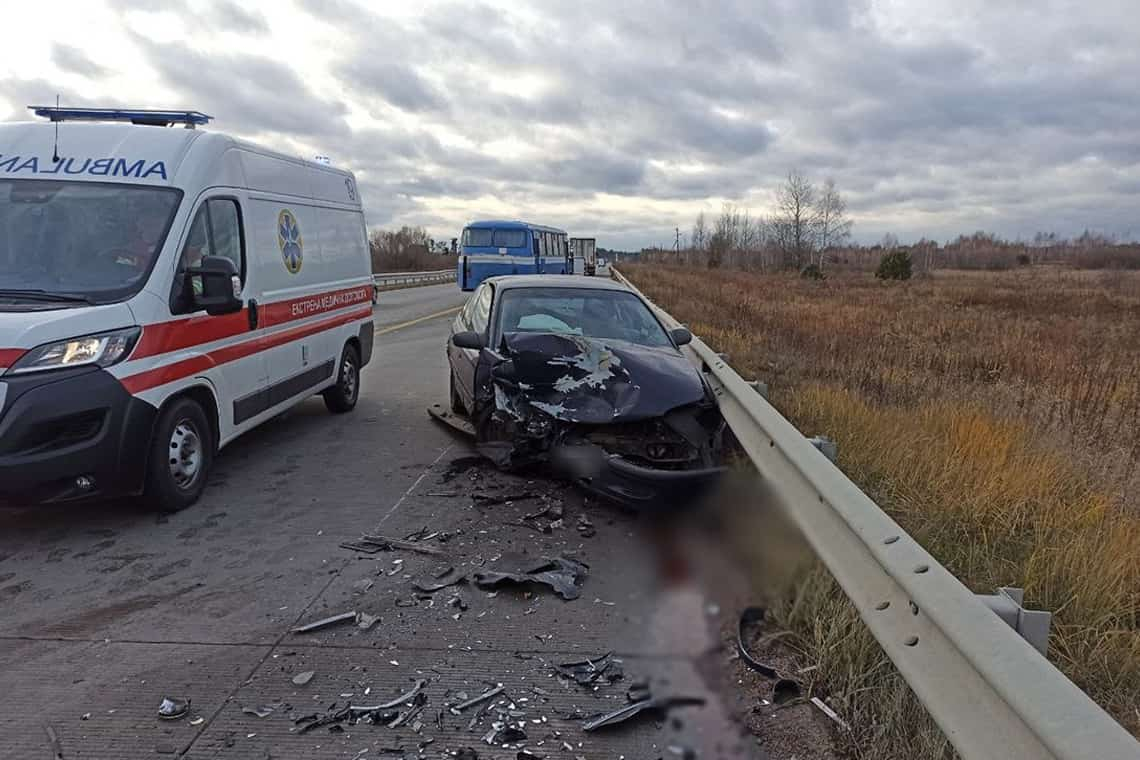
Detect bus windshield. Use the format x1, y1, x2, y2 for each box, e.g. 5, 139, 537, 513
492, 228, 527, 248
463, 227, 493, 247
0, 180, 181, 305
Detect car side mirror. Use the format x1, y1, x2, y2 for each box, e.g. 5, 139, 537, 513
670, 327, 693, 346
190, 256, 242, 316
452, 330, 485, 350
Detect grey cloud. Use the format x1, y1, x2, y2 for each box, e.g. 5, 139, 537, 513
52, 45, 110, 78
130, 36, 348, 141
8, 0, 1138, 247
339, 61, 448, 114
208, 0, 269, 34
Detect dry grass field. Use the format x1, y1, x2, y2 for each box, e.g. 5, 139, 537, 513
623, 263, 1140, 758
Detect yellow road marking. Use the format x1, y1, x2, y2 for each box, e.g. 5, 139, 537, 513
374, 306, 461, 336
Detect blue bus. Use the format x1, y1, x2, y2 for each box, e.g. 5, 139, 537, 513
457, 220, 572, 291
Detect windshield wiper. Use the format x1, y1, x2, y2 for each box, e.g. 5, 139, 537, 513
0, 289, 97, 305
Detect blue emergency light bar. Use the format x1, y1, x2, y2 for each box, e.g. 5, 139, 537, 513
29, 106, 212, 128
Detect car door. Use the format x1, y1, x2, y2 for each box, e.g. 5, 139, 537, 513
170, 196, 266, 435
453, 283, 492, 411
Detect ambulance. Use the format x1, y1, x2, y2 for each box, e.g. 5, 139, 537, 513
0, 108, 375, 511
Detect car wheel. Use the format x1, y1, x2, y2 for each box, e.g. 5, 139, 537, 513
449, 370, 465, 414
145, 397, 212, 513
324, 343, 361, 414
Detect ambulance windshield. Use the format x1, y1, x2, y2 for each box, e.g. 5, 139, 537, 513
0, 179, 181, 306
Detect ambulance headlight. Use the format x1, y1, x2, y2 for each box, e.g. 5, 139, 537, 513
7, 327, 141, 375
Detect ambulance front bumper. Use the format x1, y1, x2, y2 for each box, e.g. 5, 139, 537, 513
0, 366, 156, 506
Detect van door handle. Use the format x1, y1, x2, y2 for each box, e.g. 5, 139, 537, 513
248, 299, 259, 330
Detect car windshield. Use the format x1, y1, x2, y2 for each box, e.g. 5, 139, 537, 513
495, 287, 672, 348
464, 227, 494, 247
0, 179, 181, 304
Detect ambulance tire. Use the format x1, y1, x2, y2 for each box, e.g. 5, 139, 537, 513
144, 397, 213, 513
324, 343, 360, 414
449, 371, 465, 414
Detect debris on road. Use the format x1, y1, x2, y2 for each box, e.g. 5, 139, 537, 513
358, 534, 445, 556
428, 404, 477, 438
576, 514, 596, 538
157, 697, 190, 721
387, 692, 428, 728
242, 704, 275, 719
516, 751, 544, 760
555, 652, 624, 687
350, 679, 428, 712
292, 670, 315, 686
413, 565, 468, 593
582, 694, 705, 732
810, 697, 850, 731
454, 748, 480, 759
473, 554, 588, 600
44, 724, 64, 760
737, 606, 779, 679
291, 611, 358, 634
449, 683, 503, 713
490, 725, 527, 744
472, 491, 542, 508
357, 612, 381, 631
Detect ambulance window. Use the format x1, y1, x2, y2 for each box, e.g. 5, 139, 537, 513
172, 198, 245, 314
207, 199, 244, 282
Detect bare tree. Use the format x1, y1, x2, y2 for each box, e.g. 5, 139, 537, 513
690, 211, 708, 252
772, 170, 816, 269
812, 178, 852, 269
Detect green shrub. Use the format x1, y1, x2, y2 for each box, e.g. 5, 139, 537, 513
876, 249, 912, 280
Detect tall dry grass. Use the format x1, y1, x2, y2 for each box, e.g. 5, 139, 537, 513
624, 264, 1140, 757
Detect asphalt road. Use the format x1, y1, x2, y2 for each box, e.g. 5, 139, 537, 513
0, 282, 762, 760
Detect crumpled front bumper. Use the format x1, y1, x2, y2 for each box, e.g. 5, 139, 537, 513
549, 443, 724, 511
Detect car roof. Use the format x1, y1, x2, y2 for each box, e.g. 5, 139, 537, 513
486, 275, 631, 292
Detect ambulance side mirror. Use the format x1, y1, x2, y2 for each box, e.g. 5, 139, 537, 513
191, 256, 243, 316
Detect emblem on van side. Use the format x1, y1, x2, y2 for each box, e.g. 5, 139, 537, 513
278, 210, 303, 274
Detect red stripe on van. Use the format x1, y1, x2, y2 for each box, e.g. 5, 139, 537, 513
0, 348, 25, 368
132, 284, 375, 360
121, 306, 372, 394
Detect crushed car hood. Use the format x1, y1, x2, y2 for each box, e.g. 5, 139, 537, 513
495, 333, 707, 424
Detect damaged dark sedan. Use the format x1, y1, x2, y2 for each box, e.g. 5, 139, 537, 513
446, 276, 724, 509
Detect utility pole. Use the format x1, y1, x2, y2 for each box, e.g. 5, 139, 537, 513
674, 227, 681, 253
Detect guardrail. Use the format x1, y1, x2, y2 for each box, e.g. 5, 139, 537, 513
611, 268, 1139, 760
373, 269, 456, 288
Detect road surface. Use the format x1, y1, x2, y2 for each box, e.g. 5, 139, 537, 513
0, 282, 765, 760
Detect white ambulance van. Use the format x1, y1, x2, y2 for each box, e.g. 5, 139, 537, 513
0, 108, 375, 511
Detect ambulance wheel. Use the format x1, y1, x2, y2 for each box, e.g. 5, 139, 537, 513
145, 397, 212, 513
449, 371, 464, 414
324, 343, 360, 414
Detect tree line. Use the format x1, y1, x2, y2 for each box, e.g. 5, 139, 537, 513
685, 171, 853, 271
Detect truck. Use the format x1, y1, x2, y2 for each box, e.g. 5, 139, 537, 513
570, 237, 597, 276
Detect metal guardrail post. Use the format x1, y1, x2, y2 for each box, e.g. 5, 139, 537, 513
610, 268, 1139, 760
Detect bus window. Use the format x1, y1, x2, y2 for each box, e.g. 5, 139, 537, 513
492, 228, 527, 248
464, 227, 493, 247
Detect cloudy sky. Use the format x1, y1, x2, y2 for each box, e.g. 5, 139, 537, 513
1, 0, 1137, 249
